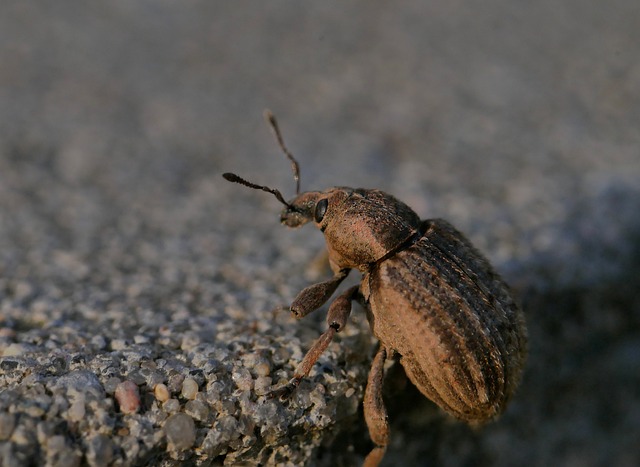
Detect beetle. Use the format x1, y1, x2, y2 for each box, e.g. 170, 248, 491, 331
223, 111, 528, 467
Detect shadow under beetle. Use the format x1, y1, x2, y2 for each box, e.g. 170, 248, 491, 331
223, 111, 528, 467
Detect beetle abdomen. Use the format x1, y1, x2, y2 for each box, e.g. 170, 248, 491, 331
365, 219, 527, 422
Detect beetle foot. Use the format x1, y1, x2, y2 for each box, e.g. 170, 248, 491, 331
266, 378, 301, 401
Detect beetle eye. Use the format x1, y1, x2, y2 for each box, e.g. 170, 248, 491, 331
314, 198, 328, 223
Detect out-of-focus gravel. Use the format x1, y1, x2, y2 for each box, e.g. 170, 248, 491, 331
1, 2, 639, 466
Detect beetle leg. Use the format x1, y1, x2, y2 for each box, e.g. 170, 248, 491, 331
363, 345, 390, 467
269, 285, 359, 401
326, 284, 359, 331
289, 268, 350, 318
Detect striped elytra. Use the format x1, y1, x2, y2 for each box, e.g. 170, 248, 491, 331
364, 218, 527, 422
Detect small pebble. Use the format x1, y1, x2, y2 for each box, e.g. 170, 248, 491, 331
86, 434, 113, 467
162, 399, 180, 414
254, 376, 272, 396
0, 412, 15, 440
90, 335, 107, 350
114, 381, 140, 414
46, 434, 66, 453
0, 327, 16, 338
68, 396, 86, 422
253, 362, 271, 377
167, 373, 184, 393
2, 343, 29, 357
103, 377, 122, 395
164, 413, 196, 451
154, 383, 170, 402
185, 399, 210, 421
133, 334, 150, 344
181, 378, 199, 400
110, 339, 128, 351
232, 368, 253, 391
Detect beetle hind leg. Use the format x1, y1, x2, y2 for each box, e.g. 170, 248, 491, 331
363, 345, 390, 467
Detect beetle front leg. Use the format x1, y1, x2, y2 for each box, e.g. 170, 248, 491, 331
363, 345, 390, 467
269, 285, 359, 401
289, 268, 350, 318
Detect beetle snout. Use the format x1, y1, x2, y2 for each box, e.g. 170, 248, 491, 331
280, 207, 312, 228
280, 192, 323, 228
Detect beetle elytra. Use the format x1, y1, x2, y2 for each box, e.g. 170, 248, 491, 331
223, 111, 528, 467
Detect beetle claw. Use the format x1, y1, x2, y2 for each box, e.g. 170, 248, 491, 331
267, 378, 301, 401
267, 386, 292, 401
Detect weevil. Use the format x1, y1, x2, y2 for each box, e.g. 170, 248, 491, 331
223, 111, 528, 467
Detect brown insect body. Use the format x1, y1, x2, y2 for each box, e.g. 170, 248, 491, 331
223, 112, 527, 466
284, 187, 526, 422
364, 217, 526, 422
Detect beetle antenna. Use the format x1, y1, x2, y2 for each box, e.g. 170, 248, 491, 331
264, 110, 301, 194
222, 172, 293, 209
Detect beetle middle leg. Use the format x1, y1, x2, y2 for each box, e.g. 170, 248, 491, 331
363, 345, 391, 467
269, 284, 359, 401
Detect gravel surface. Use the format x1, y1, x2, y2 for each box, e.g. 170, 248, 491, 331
1, 2, 639, 466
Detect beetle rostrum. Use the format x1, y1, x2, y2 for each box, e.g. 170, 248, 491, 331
223, 111, 528, 467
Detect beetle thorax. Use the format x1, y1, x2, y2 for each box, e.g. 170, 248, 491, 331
320, 188, 421, 271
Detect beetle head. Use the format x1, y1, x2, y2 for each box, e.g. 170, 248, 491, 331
223, 111, 422, 270
279, 191, 327, 228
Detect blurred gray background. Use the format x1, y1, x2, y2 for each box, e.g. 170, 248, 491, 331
1, 1, 639, 466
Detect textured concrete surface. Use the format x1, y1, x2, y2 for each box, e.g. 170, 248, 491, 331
1, 1, 639, 466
